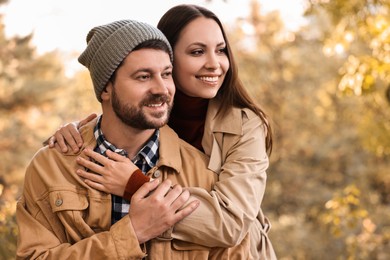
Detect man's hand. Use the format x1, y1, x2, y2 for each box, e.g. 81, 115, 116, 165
129, 179, 199, 244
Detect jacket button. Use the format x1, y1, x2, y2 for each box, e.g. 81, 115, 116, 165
153, 170, 161, 178
55, 199, 63, 207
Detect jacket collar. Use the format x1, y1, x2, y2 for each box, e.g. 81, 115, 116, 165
79, 118, 99, 151
157, 125, 183, 174
78, 118, 183, 174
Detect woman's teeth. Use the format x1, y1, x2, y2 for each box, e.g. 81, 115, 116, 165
199, 76, 218, 83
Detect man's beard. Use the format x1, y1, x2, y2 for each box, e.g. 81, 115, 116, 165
111, 87, 172, 130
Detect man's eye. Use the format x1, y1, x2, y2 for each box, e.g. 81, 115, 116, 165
162, 71, 173, 78
138, 75, 150, 80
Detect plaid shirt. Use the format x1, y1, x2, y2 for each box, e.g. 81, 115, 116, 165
93, 116, 159, 224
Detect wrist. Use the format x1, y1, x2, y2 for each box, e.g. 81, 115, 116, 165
123, 169, 150, 200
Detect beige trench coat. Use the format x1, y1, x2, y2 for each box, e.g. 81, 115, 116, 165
172, 98, 277, 260
16, 120, 249, 259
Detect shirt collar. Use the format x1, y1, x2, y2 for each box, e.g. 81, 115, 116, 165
93, 115, 159, 168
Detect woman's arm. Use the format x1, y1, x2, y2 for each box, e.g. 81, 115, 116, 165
172, 115, 268, 247
46, 114, 146, 200
76, 149, 150, 199
48, 113, 268, 247
46, 113, 97, 153
72, 114, 268, 247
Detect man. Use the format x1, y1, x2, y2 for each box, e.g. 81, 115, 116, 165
16, 20, 243, 259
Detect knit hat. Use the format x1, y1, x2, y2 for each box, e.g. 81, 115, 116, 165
78, 20, 173, 102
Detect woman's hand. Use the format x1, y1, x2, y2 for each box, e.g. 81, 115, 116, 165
76, 149, 138, 196
48, 113, 97, 153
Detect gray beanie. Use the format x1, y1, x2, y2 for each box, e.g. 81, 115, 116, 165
78, 20, 173, 102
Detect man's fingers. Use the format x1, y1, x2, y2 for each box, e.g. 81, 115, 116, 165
169, 188, 191, 210
163, 184, 184, 205
132, 179, 160, 200
173, 199, 200, 221
149, 179, 173, 198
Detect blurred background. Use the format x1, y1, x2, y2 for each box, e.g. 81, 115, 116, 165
0, 0, 389, 259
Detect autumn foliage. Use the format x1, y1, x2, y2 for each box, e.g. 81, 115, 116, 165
0, 0, 389, 259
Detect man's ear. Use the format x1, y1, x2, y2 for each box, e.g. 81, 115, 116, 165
101, 84, 112, 101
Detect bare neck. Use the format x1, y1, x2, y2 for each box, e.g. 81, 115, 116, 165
100, 114, 155, 159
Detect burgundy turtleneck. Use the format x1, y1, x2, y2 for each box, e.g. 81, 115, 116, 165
168, 90, 209, 151
122, 90, 209, 201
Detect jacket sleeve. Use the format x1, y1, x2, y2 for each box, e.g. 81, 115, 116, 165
172, 113, 268, 247
16, 150, 146, 260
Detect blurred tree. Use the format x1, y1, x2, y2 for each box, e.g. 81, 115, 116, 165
305, 0, 390, 97
304, 0, 390, 157
319, 184, 385, 259
227, 0, 390, 258
0, 0, 97, 258
302, 5, 390, 256
0, 14, 64, 260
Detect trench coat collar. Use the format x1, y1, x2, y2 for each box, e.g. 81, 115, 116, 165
207, 98, 243, 135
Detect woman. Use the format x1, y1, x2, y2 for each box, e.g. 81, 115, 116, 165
49, 4, 276, 259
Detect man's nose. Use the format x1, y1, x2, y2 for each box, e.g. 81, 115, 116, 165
150, 76, 169, 95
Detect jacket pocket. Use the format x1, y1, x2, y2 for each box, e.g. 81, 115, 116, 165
49, 189, 94, 243
49, 189, 88, 212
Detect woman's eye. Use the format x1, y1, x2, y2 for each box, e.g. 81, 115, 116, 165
191, 49, 204, 55
218, 47, 227, 54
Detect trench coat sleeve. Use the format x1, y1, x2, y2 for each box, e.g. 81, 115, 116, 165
172, 112, 268, 247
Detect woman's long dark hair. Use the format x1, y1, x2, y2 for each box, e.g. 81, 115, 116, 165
158, 4, 273, 154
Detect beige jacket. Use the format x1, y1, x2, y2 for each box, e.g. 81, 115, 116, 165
16, 120, 249, 259
172, 98, 277, 260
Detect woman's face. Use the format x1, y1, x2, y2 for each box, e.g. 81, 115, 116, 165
173, 17, 230, 98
